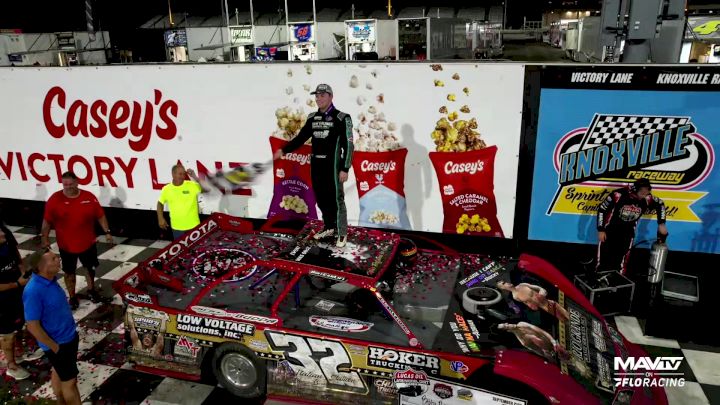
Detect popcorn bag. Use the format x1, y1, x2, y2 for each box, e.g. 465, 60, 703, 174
267, 137, 318, 220
352, 149, 411, 230
429, 146, 504, 237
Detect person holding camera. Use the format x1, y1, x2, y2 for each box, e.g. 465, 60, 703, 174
0, 224, 43, 380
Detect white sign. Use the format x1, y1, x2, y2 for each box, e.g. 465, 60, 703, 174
346, 20, 376, 43
230, 25, 253, 45
0, 63, 523, 237
614, 356, 686, 388
309, 315, 373, 332
399, 376, 527, 405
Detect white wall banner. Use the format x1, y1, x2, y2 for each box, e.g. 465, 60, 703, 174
0, 63, 523, 237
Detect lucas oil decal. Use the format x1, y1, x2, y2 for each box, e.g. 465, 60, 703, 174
547, 114, 713, 222
393, 368, 430, 397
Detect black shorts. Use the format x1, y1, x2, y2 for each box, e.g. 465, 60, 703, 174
0, 301, 23, 335
45, 334, 79, 382
60, 245, 99, 275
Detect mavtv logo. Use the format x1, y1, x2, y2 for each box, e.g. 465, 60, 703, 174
614, 357, 683, 372
614, 357, 685, 388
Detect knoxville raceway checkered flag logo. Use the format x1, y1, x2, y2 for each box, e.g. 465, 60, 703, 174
547, 114, 714, 221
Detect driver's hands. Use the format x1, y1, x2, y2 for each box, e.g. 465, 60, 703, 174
658, 223, 668, 236
598, 231, 607, 243
273, 150, 284, 160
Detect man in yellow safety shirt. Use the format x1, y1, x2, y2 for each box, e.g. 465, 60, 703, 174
157, 165, 203, 239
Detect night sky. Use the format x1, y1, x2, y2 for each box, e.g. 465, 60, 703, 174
0, 0, 712, 61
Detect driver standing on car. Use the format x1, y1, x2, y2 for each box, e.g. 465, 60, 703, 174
273, 84, 354, 248
596, 179, 668, 275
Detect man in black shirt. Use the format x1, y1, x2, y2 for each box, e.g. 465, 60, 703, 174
596, 179, 668, 275
274, 84, 354, 248
0, 224, 43, 380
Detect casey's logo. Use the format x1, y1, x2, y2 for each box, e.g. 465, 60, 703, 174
43, 86, 179, 152
444, 160, 485, 175
282, 152, 311, 165
360, 160, 396, 173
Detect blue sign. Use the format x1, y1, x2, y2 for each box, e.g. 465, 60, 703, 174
294, 24, 312, 42
351, 24, 372, 40
529, 67, 719, 254
254, 47, 277, 61
164, 30, 187, 47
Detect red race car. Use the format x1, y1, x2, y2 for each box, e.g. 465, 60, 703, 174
113, 213, 668, 405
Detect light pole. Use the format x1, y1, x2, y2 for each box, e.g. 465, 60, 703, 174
503, 0, 508, 30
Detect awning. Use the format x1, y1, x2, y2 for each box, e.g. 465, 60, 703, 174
193, 43, 234, 51
10, 47, 108, 55
193, 42, 289, 51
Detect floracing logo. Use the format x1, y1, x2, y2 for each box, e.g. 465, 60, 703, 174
548, 114, 714, 222
614, 357, 686, 388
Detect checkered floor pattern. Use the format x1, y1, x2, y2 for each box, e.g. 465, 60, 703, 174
1, 226, 718, 404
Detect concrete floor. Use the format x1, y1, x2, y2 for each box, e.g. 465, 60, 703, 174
501, 41, 569, 63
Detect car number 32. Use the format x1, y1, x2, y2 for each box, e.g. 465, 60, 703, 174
265, 331, 368, 394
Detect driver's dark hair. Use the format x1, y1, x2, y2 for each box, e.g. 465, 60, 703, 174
633, 178, 651, 191
172, 164, 184, 174
61, 171, 78, 180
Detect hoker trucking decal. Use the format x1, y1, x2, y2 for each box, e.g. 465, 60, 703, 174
367, 346, 440, 375
548, 114, 713, 222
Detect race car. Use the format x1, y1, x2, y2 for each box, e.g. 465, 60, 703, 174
113, 213, 668, 405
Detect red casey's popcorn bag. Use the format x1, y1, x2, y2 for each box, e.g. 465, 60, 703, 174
267, 136, 318, 220
429, 145, 504, 237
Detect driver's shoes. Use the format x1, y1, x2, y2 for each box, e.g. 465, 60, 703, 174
336, 235, 347, 248
314, 228, 335, 240
68, 296, 80, 310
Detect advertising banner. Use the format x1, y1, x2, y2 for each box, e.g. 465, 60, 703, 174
0, 63, 522, 237
687, 17, 720, 40
229, 25, 253, 45
529, 66, 719, 253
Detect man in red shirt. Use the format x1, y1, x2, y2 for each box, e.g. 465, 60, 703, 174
41, 172, 113, 310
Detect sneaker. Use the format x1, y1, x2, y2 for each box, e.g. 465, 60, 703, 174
87, 289, 109, 304
313, 228, 335, 240
19, 348, 44, 363
6, 366, 30, 380
336, 236, 347, 248
69, 296, 80, 310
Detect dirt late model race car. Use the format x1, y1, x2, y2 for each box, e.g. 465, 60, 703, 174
113, 213, 667, 405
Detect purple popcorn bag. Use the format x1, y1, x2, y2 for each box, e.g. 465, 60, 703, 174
267, 137, 318, 220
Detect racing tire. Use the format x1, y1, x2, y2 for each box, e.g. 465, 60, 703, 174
212, 343, 266, 398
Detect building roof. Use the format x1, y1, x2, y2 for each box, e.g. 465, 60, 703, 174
139, 7, 504, 29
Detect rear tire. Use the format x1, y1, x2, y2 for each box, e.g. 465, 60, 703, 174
212, 343, 266, 398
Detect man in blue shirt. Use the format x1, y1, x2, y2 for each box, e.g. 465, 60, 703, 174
23, 251, 80, 405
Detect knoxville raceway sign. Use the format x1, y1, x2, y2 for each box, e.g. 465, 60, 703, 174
529, 66, 719, 253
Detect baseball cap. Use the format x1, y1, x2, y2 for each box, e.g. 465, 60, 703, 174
310, 84, 333, 95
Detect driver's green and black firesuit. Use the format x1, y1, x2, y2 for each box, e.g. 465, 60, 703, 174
282, 104, 354, 237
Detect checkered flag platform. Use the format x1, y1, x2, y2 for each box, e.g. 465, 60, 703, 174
2, 226, 719, 404
581, 115, 690, 148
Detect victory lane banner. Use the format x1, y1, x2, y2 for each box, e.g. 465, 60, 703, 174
0, 63, 523, 237
529, 66, 719, 254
